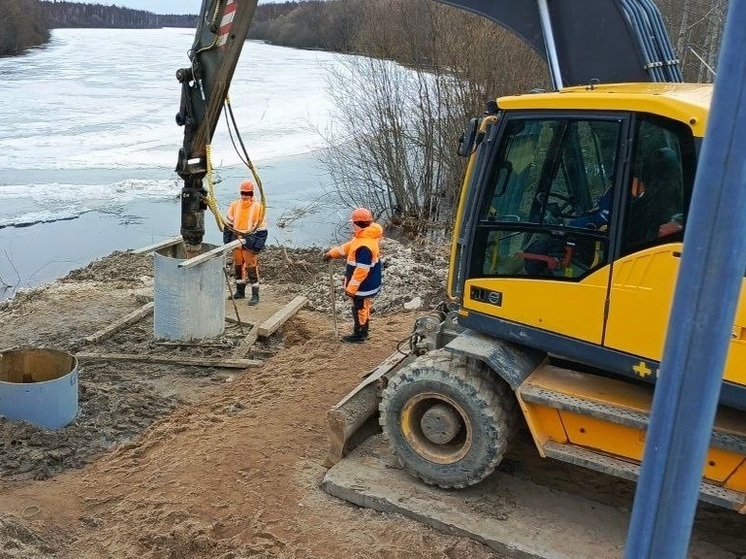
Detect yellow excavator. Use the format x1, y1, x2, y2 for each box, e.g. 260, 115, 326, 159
174, 0, 745, 515
323, 2, 746, 514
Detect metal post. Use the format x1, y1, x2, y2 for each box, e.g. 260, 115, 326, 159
625, 1, 746, 557
536, 0, 563, 90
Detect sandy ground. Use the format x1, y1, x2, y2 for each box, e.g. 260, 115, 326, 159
0, 243, 744, 558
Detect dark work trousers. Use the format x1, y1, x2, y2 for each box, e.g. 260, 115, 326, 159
351, 296, 372, 335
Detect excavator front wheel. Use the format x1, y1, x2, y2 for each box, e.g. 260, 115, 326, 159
379, 349, 513, 489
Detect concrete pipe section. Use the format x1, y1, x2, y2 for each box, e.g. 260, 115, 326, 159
154, 243, 226, 341
0, 348, 79, 429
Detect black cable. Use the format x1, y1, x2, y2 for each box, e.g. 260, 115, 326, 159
226, 102, 255, 171
223, 106, 249, 168
396, 334, 416, 356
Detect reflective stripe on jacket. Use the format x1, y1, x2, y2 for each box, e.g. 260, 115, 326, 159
226, 199, 267, 233
329, 222, 382, 297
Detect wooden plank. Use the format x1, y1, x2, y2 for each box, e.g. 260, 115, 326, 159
257, 295, 308, 337
75, 352, 262, 369
178, 240, 240, 269
132, 236, 183, 255
83, 302, 155, 344
232, 329, 259, 359
155, 340, 232, 349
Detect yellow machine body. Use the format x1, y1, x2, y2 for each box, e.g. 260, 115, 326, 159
454, 83, 746, 396
446, 82, 746, 510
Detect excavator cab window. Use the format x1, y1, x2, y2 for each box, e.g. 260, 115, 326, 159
472, 115, 623, 280
622, 116, 695, 254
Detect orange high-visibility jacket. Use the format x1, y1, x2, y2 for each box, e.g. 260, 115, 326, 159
329, 223, 383, 297
226, 199, 267, 234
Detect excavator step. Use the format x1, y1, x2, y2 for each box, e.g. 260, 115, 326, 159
516, 364, 746, 512
543, 441, 745, 511
518, 364, 746, 454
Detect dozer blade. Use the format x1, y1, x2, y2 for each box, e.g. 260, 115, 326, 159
325, 351, 412, 467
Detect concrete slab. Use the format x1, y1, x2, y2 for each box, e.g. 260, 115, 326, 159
321, 435, 738, 559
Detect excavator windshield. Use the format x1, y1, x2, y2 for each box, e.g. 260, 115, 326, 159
476, 116, 624, 279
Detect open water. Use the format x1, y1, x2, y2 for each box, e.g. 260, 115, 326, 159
0, 28, 351, 300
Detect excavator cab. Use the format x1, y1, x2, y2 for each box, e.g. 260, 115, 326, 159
448, 85, 746, 407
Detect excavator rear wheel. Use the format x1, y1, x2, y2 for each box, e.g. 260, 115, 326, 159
379, 349, 513, 489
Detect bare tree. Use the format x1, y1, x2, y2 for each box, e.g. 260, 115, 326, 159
659, 0, 728, 82
317, 0, 545, 240
699, 0, 725, 82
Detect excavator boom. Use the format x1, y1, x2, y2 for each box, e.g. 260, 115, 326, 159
175, 0, 258, 250
442, 0, 681, 88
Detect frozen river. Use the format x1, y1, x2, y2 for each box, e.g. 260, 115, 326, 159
0, 28, 351, 299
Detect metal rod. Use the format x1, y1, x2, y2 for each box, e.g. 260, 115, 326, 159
132, 236, 183, 255
536, 0, 563, 90
625, 0, 746, 555
179, 239, 241, 269
328, 261, 339, 339
223, 267, 244, 334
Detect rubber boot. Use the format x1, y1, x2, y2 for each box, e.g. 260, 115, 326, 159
233, 283, 246, 299
248, 285, 259, 306
233, 266, 245, 299
342, 328, 366, 344
361, 323, 369, 339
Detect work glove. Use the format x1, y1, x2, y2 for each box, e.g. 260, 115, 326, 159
240, 230, 268, 253
322, 252, 331, 263
241, 234, 256, 251
252, 229, 268, 252
222, 227, 234, 244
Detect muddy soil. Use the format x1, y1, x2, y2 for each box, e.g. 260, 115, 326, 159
0, 242, 743, 558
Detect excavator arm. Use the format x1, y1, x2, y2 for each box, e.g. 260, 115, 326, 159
175, 0, 259, 252
173, 0, 680, 250
440, 0, 681, 88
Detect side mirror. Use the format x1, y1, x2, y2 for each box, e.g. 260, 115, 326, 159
457, 118, 480, 157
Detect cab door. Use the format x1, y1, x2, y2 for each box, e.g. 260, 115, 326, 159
603, 115, 696, 361
463, 112, 628, 345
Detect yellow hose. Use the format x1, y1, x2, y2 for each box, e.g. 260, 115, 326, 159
204, 144, 226, 231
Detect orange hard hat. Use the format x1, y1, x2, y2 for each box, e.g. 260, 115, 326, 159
351, 207, 373, 222
239, 180, 255, 193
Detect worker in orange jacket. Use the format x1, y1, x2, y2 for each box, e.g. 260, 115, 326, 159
223, 180, 268, 305
323, 208, 383, 343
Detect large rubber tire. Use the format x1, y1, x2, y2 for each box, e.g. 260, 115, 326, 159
379, 349, 514, 489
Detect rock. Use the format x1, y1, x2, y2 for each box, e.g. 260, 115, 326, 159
403, 297, 422, 311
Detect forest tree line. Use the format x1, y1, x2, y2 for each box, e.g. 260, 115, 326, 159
0, 0, 50, 56
0, 0, 198, 56
42, 1, 197, 29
